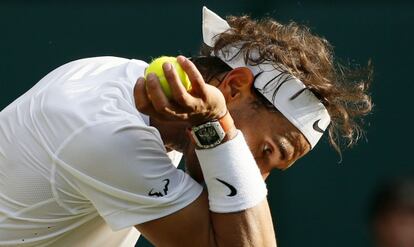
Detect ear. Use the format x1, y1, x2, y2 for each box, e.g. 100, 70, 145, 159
218, 67, 254, 102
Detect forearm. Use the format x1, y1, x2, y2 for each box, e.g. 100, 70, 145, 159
210, 199, 276, 247
183, 163, 276, 246
185, 147, 276, 246
194, 130, 276, 246
137, 192, 276, 247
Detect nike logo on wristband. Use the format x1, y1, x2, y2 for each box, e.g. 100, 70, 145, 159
216, 178, 237, 197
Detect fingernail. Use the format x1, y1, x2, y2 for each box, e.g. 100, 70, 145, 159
163, 62, 172, 71
177, 56, 186, 63
147, 73, 156, 80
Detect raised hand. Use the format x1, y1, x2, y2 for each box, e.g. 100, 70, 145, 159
134, 56, 227, 126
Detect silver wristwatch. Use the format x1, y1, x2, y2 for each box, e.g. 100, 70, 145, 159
190, 111, 233, 149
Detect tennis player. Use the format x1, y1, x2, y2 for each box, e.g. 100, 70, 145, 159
0, 7, 372, 246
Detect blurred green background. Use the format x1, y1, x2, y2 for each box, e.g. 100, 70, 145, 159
0, 1, 413, 246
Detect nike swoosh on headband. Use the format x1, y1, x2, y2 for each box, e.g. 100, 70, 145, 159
313, 119, 325, 133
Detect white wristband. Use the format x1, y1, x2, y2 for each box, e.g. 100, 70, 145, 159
195, 130, 267, 213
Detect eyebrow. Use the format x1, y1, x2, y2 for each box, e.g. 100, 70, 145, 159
276, 140, 288, 161
276, 137, 296, 162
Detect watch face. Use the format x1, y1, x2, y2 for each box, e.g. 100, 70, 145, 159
194, 125, 221, 146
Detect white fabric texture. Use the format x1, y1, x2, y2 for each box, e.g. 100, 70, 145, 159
202, 6, 331, 148
0, 57, 203, 246
195, 131, 267, 213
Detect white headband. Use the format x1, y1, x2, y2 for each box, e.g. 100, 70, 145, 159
202, 6, 330, 148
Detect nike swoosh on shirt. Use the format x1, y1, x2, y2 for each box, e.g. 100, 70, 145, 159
216, 178, 237, 197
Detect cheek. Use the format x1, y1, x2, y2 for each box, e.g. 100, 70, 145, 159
237, 127, 291, 171
233, 119, 258, 147
243, 134, 282, 172
236, 128, 268, 170
240, 131, 260, 157
230, 109, 282, 171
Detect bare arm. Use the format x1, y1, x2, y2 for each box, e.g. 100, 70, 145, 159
134, 56, 276, 246
136, 191, 276, 247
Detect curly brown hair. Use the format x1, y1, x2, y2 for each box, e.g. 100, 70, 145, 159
193, 15, 373, 156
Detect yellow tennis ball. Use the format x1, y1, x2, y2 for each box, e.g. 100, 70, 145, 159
145, 56, 191, 99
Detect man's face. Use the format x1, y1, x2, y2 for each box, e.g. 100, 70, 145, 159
228, 95, 311, 177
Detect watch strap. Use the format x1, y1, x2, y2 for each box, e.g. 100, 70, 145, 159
217, 111, 234, 133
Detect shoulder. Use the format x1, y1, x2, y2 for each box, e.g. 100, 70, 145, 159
58, 119, 164, 158
55, 118, 171, 177
44, 56, 148, 83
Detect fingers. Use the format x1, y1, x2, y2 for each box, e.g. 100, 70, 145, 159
176, 56, 207, 95
162, 62, 198, 109
145, 73, 172, 113
134, 77, 152, 113
135, 56, 222, 125
135, 77, 172, 121
136, 75, 191, 121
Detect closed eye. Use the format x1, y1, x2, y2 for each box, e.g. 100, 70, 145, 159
263, 143, 272, 155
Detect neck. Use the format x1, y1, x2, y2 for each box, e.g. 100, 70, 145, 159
149, 117, 191, 152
